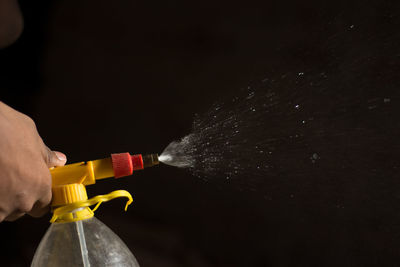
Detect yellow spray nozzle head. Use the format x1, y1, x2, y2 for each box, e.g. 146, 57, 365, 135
50, 153, 160, 191
50, 157, 113, 206
49, 152, 159, 223
51, 158, 112, 188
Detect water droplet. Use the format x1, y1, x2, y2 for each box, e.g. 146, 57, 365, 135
310, 153, 320, 163
384, 98, 391, 103
298, 72, 304, 76
295, 104, 300, 109
246, 92, 255, 99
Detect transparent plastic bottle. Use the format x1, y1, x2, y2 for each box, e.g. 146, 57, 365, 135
31, 214, 139, 267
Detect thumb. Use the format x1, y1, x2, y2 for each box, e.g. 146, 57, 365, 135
45, 147, 67, 168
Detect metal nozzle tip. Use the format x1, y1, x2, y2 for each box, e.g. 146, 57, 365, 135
142, 154, 159, 168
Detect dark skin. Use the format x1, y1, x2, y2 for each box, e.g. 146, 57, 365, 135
0, 0, 67, 222
0, 0, 23, 48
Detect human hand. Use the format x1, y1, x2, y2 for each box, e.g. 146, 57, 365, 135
0, 102, 67, 222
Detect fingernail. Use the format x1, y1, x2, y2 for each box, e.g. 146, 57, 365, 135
54, 151, 67, 162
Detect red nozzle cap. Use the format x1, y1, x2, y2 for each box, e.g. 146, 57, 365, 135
131, 154, 144, 171
111, 153, 143, 178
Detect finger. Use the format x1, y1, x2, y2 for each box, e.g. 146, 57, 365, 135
28, 201, 50, 218
44, 146, 67, 168
0, 211, 6, 222
4, 211, 25, 222
28, 183, 52, 218
52, 151, 67, 166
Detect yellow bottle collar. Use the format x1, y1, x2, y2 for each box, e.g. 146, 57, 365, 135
50, 190, 133, 223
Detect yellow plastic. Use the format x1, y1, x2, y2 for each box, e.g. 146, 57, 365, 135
50, 157, 132, 223
51, 157, 115, 187
50, 190, 133, 223
52, 183, 88, 206
51, 207, 95, 224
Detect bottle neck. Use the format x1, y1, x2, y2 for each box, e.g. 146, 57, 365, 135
51, 207, 94, 224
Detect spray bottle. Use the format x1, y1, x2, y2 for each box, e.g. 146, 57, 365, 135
31, 152, 159, 267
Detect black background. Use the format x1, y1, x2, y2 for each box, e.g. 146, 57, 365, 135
0, 0, 400, 266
